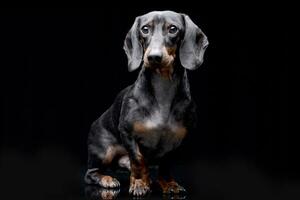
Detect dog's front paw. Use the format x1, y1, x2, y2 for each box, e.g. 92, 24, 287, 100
158, 179, 186, 194
129, 178, 151, 196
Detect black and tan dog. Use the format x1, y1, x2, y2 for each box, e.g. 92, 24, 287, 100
84, 10, 208, 197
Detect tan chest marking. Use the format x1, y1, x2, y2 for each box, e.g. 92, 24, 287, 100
171, 125, 187, 140
133, 121, 187, 140
133, 122, 149, 134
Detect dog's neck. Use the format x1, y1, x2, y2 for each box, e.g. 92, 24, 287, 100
133, 65, 191, 107
150, 69, 180, 106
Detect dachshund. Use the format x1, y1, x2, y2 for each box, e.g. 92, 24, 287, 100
84, 10, 208, 197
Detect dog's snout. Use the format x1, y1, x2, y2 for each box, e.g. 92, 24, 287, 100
147, 53, 162, 64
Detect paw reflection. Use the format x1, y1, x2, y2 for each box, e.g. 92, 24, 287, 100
85, 185, 120, 200
99, 188, 120, 199
162, 193, 187, 200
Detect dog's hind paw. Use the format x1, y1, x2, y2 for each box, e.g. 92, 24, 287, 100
99, 175, 120, 188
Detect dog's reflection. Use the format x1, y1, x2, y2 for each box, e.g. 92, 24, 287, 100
85, 185, 120, 200
85, 185, 187, 200
162, 194, 187, 200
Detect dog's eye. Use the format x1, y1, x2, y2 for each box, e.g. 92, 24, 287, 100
141, 26, 150, 34
169, 25, 178, 34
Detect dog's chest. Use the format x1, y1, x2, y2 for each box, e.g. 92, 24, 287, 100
130, 73, 187, 156
144, 109, 168, 129
132, 108, 187, 157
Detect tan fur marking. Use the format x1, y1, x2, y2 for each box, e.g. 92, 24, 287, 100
101, 175, 114, 183
133, 122, 148, 134
143, 48, 151, 68
130, 145, 149, 181
166, 46, 177, 57
134, 122, 187, 140
173, 126, 187, 140
102, 145, 127, 164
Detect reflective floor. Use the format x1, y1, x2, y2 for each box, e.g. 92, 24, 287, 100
84, 168, 188, 200
0, 149, 297, 200
85, 185, 187, 200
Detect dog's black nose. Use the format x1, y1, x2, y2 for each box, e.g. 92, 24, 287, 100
147, 53, 162, 64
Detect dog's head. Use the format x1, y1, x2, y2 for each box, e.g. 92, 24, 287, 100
124, 11, 209, 77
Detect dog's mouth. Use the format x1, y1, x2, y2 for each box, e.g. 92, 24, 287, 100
156, 67, 174, 79
145, 63, 174, 80
147, 63, 167, 69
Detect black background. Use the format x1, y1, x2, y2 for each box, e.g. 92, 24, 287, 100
0, 6, 291, 199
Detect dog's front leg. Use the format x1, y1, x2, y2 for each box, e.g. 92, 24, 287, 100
158, 155, 186, 194
120, 132, 151, 196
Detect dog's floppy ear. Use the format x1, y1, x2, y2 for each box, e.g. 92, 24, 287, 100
123, 17, 143, 72
179, 14, 209, 70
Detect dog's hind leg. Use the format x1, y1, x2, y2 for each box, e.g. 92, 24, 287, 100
84, 124, 125, 188
84, 148, 121, 188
